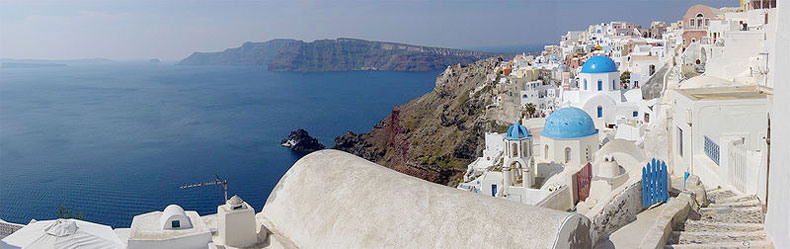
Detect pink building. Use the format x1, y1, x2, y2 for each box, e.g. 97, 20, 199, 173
681, 4, 723, 49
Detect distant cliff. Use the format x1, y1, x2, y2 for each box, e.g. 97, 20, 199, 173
179, 38, 512, 72
334, 57, 521, 185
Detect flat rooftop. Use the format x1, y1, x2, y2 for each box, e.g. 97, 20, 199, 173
674, 85, 772, 101
129, 211, 209, 240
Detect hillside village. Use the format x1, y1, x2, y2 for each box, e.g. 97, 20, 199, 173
2, 1, 788, 248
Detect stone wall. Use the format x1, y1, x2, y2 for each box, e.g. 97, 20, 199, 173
537, 185, 574, 211
260, 150, 592, 248
585, 179, 645, 243
639, 191, 694, 249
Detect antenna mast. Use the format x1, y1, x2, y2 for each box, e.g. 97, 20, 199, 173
180, 174, 228, 202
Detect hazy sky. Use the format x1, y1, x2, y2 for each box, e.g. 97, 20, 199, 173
0, 0, 738, 61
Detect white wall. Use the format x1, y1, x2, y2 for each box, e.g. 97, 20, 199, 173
480, 171, 504, 197
671, 92, 694, 176
260, 150, 594, 248
579, 72, 619, 92
705, 30, 766, 81
672, 90, 769, 188
765, 0, 790, 247
218, 202, 257, 247
542, 135, 597, 168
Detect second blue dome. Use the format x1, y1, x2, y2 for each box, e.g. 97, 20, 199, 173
581, 55, 618, 74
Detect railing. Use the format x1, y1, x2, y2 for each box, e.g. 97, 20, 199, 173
0, 220, 24, 239
728, 140, 748, 193
704, 136, 720, 165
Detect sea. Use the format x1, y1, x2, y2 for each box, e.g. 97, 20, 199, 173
0, 62, 439, 228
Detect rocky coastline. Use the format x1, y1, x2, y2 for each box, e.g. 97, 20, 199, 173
333, 57, 520, 185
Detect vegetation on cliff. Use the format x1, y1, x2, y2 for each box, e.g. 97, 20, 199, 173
334, 57, 518, 185
179, 38, 512, 72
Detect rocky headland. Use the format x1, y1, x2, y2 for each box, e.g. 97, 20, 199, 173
282, 129, 325, 153
333, 57, 522, 185
178, 38, 513, 72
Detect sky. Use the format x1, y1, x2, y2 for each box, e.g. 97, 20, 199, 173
0, 0, 738, 61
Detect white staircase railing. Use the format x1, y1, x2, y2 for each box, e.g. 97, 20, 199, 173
728, 139, 749, 193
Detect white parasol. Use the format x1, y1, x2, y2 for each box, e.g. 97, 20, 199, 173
0, 219, 124, 249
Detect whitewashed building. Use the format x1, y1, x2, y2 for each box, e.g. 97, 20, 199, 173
519, 80, 559, 113
671, 85, 771, 197
561, 56, 642, 129
539, 107, 600, 168
125, 204, 212, 249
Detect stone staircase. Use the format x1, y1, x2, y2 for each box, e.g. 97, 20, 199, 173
664, 188, 773, 248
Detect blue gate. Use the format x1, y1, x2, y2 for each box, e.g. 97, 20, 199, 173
642, 158, 669, 208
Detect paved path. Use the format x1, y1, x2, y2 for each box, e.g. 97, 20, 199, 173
594, 204, 666, 249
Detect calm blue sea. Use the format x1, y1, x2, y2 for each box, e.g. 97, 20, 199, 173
0, 62, 438, 228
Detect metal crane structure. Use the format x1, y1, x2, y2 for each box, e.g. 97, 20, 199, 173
180, 174, 228, 203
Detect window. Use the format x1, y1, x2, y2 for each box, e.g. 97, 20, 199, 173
597, 106, 603, 118
689, 19, 695, 27
597, 80, 602, 91
634, 81, 639, 87
511, 143, 518, 157
545, 145, 549, 159
633, 111, 638, 117
584, 79, 588, 90
523, 142, 529, 157
564, 147, 572, 163
585, 147, 591, 161
705, 19, 710, 27
172, 220, 181, 228
704, 136, 720, 165
491, 185, 498, 197
613, 80, 617, 89
677, 127, 684, 157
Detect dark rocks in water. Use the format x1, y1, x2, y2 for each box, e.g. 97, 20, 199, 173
281, 129, 325, 152
149, 58, 161, 63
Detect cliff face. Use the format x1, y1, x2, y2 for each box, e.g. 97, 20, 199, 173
179, 38, 511, 72
334, 57, 515, 185
179, 39, 297, 66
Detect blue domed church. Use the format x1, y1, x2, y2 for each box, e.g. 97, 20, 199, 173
502, 122, 534, 191
561, 55, 641, 130
539, 107, 599, 167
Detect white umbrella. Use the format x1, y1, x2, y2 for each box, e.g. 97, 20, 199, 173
0, 219, 124, 249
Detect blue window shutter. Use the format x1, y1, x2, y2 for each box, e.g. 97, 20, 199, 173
597, 106, 603, 118
598, 80, 602, 91
633, 111, 638, 117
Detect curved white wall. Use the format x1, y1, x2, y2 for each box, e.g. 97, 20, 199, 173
260, 150, 592, 248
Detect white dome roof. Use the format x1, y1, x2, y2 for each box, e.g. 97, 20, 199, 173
228, 195, 243, 206
160, 204, 192, 230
